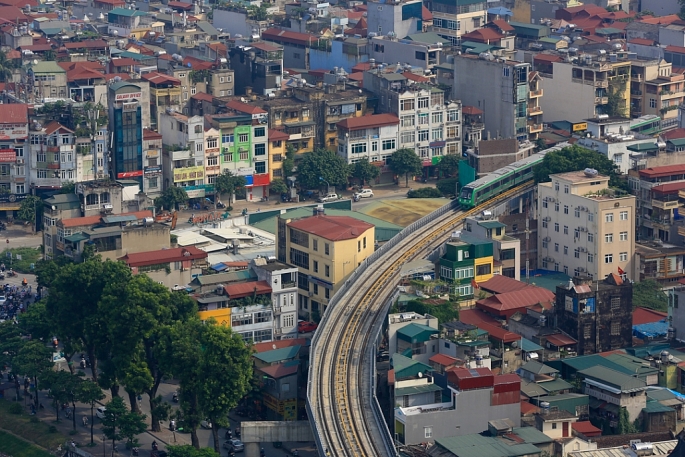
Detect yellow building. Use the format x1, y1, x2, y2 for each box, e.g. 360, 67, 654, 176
268, 129, 290, 180
277, 211, 375, 320
142, 72, 182, 130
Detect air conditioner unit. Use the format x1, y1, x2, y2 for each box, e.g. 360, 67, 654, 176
543, 216, 551, 222
16, 158, 24, 164
578, 267, 586, 272
274, 328, 281, 334
543, 236, 551, 242
102, 203, 113, 213
308, 292, 314, 297
579, 247, 586, 253
547, 197, 556, 203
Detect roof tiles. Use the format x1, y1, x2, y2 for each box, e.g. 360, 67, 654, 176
287, 214, 373, 241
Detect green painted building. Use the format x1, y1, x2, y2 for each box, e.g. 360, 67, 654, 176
439, 238, 494, 297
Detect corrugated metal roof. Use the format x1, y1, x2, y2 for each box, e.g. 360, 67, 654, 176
579, 365, 647, 392
476, 287, 555, 312
395, 383, 443, 397
287, 214, 374, 241
253, 345, 300, 364
520, 338, 543, 352
643, 400, 676, 414
101, 214, 138, 223
397, 323, 439, 344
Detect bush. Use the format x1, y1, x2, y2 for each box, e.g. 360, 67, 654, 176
408, 188, 443, 198
435, 178, 459, 196
8, 403, 22, 415
2, 247, 41, 274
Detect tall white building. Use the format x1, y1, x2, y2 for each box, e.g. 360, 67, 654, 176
537, 170, 636, 280
336, 114, 400, 164
252, 258, 299, 340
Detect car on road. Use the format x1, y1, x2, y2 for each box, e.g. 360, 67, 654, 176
0, 295, 6, 304
95, 407, 106, 419
223, 439, 244, 452
353, 189, 374, 199
317, 192, 339, 203
200, 419, 212, 429
298, 321, 318, 333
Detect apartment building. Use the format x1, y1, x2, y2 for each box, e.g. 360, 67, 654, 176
369, 36, 445, 71
366, 0, 424, 40
630, 59, 685, 123
438, 236, 496, 299
118, 246, 209, 289
159, 112, 205, 198
43, 193, 81, 260
28, 121, 78, 192
142, 72, 182, 130
26, 61, 67, 102
252, 257, 299, 340
276, 208, 375, 320
462, 215, 521, 279
142, 129, 163, 199
538, 170, 636, 281
230, 41, 283, 96
107, 81, 146, 181
260, 93, 316, 156
363, 67, 462, 176
628, 164, 685, 243
336, 114, 400, 164
0, 105, 27, 197
535, 53, 630, 122
453, 55, 541, 142
268, 129, 289, 180
426, 0, 488, 46
579, 365, 647, 423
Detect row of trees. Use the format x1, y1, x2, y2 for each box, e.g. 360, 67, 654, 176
2, 255, 253, 452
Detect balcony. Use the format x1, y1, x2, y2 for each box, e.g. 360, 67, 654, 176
47, 162, 60, 169
529, 88, 543, 98
630, 89, 643, 97
652, 199, 680, 210
595, 96, 609, 104
47, 146, 60, 153
528, 123, 543, 133
528, 106, 542, 115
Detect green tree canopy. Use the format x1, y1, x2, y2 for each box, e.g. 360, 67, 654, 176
402, 299, 459, 325
296, 148, 350, 190
167, 445, 219, 457
214, 170, 246, 204
41, 370, 81, 426
632, 279, 668, 312
436, 154, 461, 178
77, 379, 105, 445
532, 145, 623, 188
102, 396, 147, 451
17, 195, 42, 223
18, 300, 53, 345
269, 178, 288, 195
60, 181, 75, 194
13, 340, 53, 408
0, 50, 14, 82
0, 320, 24, 376
350, 158, 380, 186
154, 187, 189, 211
389, 148, 422, 187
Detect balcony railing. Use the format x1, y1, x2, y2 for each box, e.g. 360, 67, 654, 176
529, 88, 543, 97
528, 106, 542, 115
595, 96, 609, 104
528, 123, 543, 133
651, 199, 680, 210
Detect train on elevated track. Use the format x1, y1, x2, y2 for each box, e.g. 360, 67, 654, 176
457, 142, 571, 208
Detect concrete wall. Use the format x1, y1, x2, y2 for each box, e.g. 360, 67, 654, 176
474, 138, 520, 174
309, 40, 367, 73
641, 0, 679, 16
241, 420, 313, 456
212, 9, 254, 38
659, 27, 685, 48
367, 0, 421, 40
282, 43, 308, 70
539, 63, 597, 122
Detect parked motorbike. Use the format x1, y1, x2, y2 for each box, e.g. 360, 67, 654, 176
172, 392, 178, 403
132, 448, 139, 457
224, 429, 232, 439
7, 270, 16, 277
216, 201, 226, 209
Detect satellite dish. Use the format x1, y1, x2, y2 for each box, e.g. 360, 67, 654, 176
272, 344, 276, 350
418, 372, 423, 378
187, 62, 192, 67
33, 59, 38, 65
511, 341, 518, 348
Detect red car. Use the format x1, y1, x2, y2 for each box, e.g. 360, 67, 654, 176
298, 321, 318, 333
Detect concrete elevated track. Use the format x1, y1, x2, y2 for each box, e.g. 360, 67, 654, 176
306, 181, 536, 456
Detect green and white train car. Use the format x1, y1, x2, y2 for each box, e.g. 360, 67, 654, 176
457, 143, 570, 208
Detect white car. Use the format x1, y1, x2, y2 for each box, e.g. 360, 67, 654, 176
317, 192, 339, 203
200, 419, 212, 429
95, 406, 106, 420
354, 189, 374, 199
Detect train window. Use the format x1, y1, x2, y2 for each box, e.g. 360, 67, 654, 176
460, 188, 472, 199
514, 171, 522, 179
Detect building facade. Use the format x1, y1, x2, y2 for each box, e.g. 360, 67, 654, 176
336, 114, 400, 164
108, 81, 145, 181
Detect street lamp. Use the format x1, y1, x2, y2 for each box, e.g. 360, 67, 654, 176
319, 177, 330, 194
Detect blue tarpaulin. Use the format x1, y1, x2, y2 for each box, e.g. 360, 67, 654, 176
633, 320, 669, 340
210, 263, 229, 272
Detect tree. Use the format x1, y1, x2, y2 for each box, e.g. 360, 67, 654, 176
102, 396, 147, 453
44, 50, 56, 61
533, 144, 625, 189
13, 340, 53, 409
0, 320, 24, 398
214, 170, 245, 205
154, 187, 189, 211
436, 177, 459, 196
18, 301, 54, 349
350, 158, 380, 186
167, 445, 219, 457
170, 320, 253, 451
633, 279, 668, 312
17, 195, 42, 225
0, 50, 14, 82
269, 178, 288, 195
60, 181, 75, 194
402, 299, 459, 324
77, 379, 105, 445
247, 4, 269, 20
281, 145, 296, 178
41, 370, 81, 427
296, 148, 350, 191
617, 406, 637, 434
99, 274, 196, 430
436, 154, 461, 178
389, 148, 422, 187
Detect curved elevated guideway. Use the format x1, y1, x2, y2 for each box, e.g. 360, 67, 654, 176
307, 182, 535, 457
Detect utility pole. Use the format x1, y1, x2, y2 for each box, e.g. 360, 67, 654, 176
525, 197, 531, 284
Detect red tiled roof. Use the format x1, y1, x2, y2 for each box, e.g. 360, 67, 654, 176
640, 14, 680, 25
110, 57, 138, 67
476, 287, 555, 313
422, 5, 432, 21
191, 92, 214, 103
572, 421, 602, 437
337, 113, 399, 130
19, 44, 53, 52
0, 103, 27, 124
0, 0, 38, 7
253, 337, 307, 353
141, 72, 181, 86
258, 362, 299, 379
534, 53, 564, 63
168, 0, 193, 9
651, 182, 685, 194
226, 99, 267, 115
521, 401, 540, 415
287, 215, 374, 241
0, 6, 28, 22
224, 280, 272, 299
559, 4, 606, 16
459, 308, 502, 327
119, 246, 207, 268
629, 38, 655, 46
61, 210, 153, 228
64, 39, 109, 49
58, 61, 105, 72
479, 275, 531, 294
67, 67, 106, 82
347, 10, 364, 21
143, 128, 162, 140
639, 164, 685, 179
462, 28, 504, 43
662, 128, 685, 140
478, 321, 521, 343
351, 62, 371, 72
666, 45, 685, 55
268, 129, 289, 141
491, 19, 514, 32
43, 121, 73, 135
545, 333, 577, 347
5, 50, 19, 59
261, 27, 318, 46
429, 353, 459, 366
632, 307, 667, 326
402, 71, 429, 82
462, 105, 483, 115
252, 42, 281, 52
347, 72, 364, 85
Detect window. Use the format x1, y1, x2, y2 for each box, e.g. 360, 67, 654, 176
37, 152, 46, 163
15, 184, 23, 194
418, 130, 429, 142
313, 261, 318, 273
196, 142, 203, 152
542, 221, 548, 228
543, 200, 548, 208
447, 110, 459, 122
254, 143, 266, 156
37, 169, 47, 179
401, 99, 415, 111
358, 240, 361, 252
564, 225, 568, 235
401, 131, 415, 144
564, 205, 569, 214
611, 321, 620, 336
611, 297, 621, 310
588, 253, 594, 263
588, 213, 594, 222
564, 246, 568, 255
313, 239, 318, 251
207, 138, 218, 149
650, 98, 657, 108
620, 231, 628, 241
620, 252, 628, 262
418, 97, 429, 109
554, 243, 559, 252
588, 233, 594, 243
239, 133, 249, 143
564, 185, 569, 194
555, 182, 559, 191
620, 211, 628, 220
575, 208, 580, 218
605, 233, 613, 243
325, 288, 330, 299
424, 427, 433, 439
476, 264, 491, 276
222, 133, 234, 144
574, 249, 580, 258
584, 324, 592, 339
255, 161, 266, 174
432, 112, 443, 124
605, 213, 614, 222
431, 129, 443, 141
290, 228, 309, 247
554, 223, 559, 232
302, 109, 310, 118
313, 284, 318, 295
552, 423, 557, 430
382, 139, 396, 150
351, 143, 367, 154
503, 67, 510, 77
254, 127, 265, 137
418, 113, 429, 125
239, 151, 249, 161
325, 243, 330, 255
605, 253, 613, 263
555, 202, 559, 212
542, 241, 548, 249
401, 115, 415, 127
325, 265, 330, 277
207, 156, 218, 166
574, 229, 580, 238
